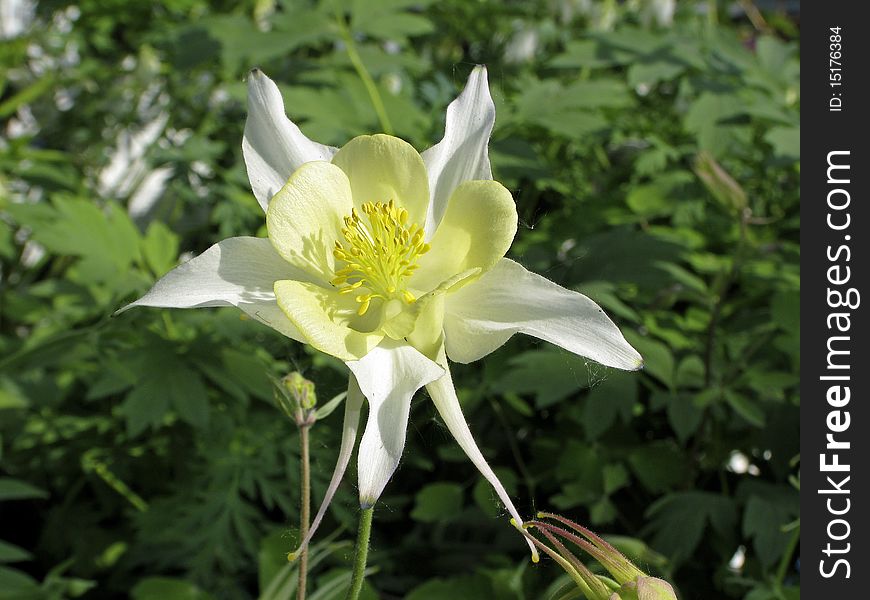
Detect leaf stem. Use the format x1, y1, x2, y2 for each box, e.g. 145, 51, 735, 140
297, 424, 311, 600
774, 525, 799, 586
336, 17, 394, 135
344, 506, 374, 600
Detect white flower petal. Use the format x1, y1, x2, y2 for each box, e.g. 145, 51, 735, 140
422, 65, 495, 239
242, 69, 337, 212
293, 375, 365, 556
425, 358, 538, 560
444, 258, 643, 370
118, 236, 309, 342
346, 340, 444, 506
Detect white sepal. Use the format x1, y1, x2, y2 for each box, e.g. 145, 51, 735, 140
118, 236, 309, 342
346, 340, 444, 506
243, 69, 337, 211
444, 258, 643, 370
422, 66, 495, 239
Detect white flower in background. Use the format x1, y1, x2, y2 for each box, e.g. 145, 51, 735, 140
120, 66, 642, 557
0, 0, 35, 40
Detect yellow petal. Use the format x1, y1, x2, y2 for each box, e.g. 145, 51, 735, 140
274, 280, 383, 361
413, 180, 517, 292
266, 161, 354, 284
331, 134, 429, 226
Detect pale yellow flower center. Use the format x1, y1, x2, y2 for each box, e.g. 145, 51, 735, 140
331, 199, 430, 316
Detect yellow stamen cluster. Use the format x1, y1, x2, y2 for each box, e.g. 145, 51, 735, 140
332, 199, 430, 316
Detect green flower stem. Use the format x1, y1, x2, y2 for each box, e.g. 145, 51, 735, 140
336, 17, 394, 135
344, 506, 374, 600
297, 424, 311, 600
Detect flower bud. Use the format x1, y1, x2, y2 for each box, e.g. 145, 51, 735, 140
274, 372, 317, 426
283, 372, 317, 410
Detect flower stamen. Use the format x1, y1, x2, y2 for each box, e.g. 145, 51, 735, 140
332, 199, 429, 315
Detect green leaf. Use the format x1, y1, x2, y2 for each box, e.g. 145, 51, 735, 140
9, 197, 141, 287
551, 39, 633, 69
625, 183, 674, 218
627, 442, 688, 493
199, 14, 327, 74
743, 496, 794, 568
168, 368, 210, 429
141, 221, 180, 277
675, 356, 705, 389
764, 126, 800, 160
407, 574, 496, 600
683, 92, 744, 156
493, 349, 592, 409
122, 377, 171, 437
122, 343, 212, 434
220, 348, 273, 402
0, 478, 48, 501
738, 481, 799, 569
665, 393, 703, 443
724, 390, 766, 427
0, 76, 54, 118
627, 59, 686, 89
602, 463, 630, 495
411, 483, 463, 523
755, 36, 795, 73
564, 79, 634, 110
770, 291, 799, 333
0, 378, 28, 411
512, 78, 613, 138
583, 372, 637, 440
131, 577, 213, 600
0, 541, 31, 564
350, 0, 435, 40
644, 492, 737, 565
0, 566, 40, 599
623, 333, 675, 389
0, 221, 15, 260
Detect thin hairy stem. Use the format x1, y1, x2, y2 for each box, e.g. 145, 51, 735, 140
297, 425, 311, 600
344, 506, 374, 600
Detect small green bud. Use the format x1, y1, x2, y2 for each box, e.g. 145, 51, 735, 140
283, 372, 317, 410
273, 372, 317, 426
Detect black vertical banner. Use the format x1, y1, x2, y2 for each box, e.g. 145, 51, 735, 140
802, 2, 869, 596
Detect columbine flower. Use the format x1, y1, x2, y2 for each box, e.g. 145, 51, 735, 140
120, 66, 642, 557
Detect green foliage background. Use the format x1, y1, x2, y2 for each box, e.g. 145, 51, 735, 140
0, 1, 799, 599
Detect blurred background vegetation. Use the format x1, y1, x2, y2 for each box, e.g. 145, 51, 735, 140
0, 0, 799, 598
